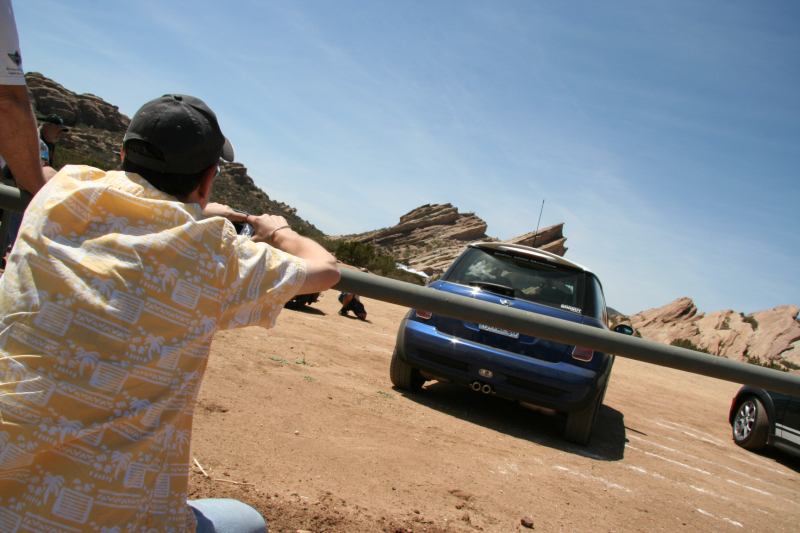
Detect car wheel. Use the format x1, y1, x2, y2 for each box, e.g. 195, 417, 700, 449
733, 397, 769, 450
564, 385, 605, 446
390, 349, 425, 391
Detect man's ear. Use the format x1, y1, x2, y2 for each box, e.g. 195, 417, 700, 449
197, 165, 217, 203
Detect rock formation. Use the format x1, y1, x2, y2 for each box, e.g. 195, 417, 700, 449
335, 203, 567, 276
23, 72, 130, 169
26, 72, 130, 131
210, 163, 320, 235
504, 224, 568, 256
612, 298, 800, 371
19, 73, 319, 234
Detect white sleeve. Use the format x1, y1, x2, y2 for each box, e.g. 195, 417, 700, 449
0, 0, 26, 85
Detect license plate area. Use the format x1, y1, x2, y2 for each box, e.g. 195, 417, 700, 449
479, 324, 519, 339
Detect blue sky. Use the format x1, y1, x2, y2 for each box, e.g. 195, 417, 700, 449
12, 0, 800, 316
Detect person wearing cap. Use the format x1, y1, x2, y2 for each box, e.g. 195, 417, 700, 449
0, 94, 340, 533
0, 0, 47, 194
1, 113, 67, 264
39, 113, 69, 167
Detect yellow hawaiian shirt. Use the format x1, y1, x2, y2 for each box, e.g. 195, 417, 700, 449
0, 166, 306, 532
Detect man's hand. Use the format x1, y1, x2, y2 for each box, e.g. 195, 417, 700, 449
202, 202, 248, 223
247, 213, 340, 294
247, 213, 291, 244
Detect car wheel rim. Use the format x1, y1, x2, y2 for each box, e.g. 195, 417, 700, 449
733, 401, 756, 441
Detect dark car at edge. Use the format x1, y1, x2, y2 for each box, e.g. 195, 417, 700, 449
730, 386, 800, 458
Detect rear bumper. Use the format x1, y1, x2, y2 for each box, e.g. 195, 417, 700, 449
396, 317, 611, 413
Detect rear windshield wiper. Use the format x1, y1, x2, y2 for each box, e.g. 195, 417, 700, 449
469, 281, 515, 297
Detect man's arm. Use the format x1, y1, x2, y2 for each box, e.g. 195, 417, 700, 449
202, 202, 248, 222
248, 213, 340, 294
0, 84, 45, 194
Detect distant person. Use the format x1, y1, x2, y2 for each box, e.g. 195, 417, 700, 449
1, 114, 65, 256
339, 291, 368, 320
0, 0, 47, 194
38, 113, 69, 166
0, 93, 341, 532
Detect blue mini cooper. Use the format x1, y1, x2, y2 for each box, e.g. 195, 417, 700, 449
390, 242, 633, 445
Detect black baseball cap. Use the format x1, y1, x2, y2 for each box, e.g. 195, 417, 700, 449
123, 94, 234, 174
41, 114, 69, 131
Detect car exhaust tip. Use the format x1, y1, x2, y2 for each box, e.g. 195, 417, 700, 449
471, 381, 482, 392
481, 384, 493, 394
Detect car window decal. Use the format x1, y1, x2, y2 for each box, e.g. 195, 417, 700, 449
494, 251, 557, 269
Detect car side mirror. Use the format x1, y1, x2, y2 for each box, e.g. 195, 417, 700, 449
614, 324, 635, 336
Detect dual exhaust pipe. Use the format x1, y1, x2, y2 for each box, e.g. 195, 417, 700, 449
471, 381, 493, 395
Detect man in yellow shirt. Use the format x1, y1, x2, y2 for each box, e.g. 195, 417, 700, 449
0, 94, 340, 532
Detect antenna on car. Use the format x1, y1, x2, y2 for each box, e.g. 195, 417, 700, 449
532, 199, 545, 249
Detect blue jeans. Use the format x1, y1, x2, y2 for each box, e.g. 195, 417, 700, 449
190, 499, 267, 533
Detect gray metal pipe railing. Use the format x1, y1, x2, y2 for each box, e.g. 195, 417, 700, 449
0, 183, 33, 213
334, 268, 800, 397
1, 184, 797, 396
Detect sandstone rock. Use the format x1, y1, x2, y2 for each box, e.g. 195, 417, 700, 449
398, 203, 460, 227
694, 310, 752, 360
25, 72, 130, 132
339, 203, 567, 277
506, 223, 565, 248
538, 237, 567, 256
749, 306, 800, 363
621, 299, 800, 370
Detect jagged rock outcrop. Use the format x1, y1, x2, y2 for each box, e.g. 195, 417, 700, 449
211, 162, 319, 235
336, 203, 567, 276
17, 73, 320, 234
505, 223, 568, 256
26, 72, 129, 131
612, 299, 800, 370
21, 73, 130, 169
354, 204, 487, 245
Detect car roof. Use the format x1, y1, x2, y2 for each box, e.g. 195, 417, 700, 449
468, 242, 595, 275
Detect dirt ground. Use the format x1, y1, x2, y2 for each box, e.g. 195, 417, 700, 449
188, 289, 800, 533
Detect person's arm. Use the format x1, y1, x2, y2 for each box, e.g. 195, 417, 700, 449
202, 202, 247, 222
247, 213, 340, 294
0, 84, 45, 194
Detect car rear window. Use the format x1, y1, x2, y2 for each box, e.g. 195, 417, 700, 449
444, 247, 586, 314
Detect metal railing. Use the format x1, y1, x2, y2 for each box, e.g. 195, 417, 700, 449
2, 184, 798, 396
335, 263, 800, 397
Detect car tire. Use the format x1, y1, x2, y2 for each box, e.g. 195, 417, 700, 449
390, 349, 425, 391
564, 385, 605, 446
733, 397, 769, 451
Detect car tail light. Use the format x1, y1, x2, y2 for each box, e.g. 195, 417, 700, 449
416, 310, 432, 320
572, 347, 594, 362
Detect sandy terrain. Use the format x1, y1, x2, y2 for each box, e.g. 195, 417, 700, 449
188, 289, 800, 533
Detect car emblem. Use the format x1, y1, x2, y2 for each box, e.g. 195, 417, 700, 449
500, 299, 510, 306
